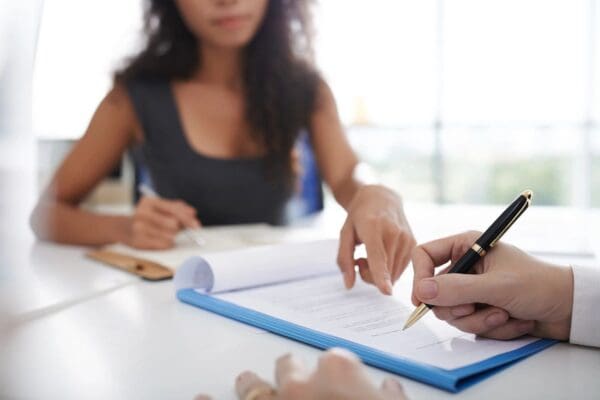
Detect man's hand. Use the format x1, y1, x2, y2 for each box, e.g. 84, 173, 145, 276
411, 231, 574, 340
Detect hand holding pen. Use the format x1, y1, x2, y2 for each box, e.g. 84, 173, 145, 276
408, 229, 574, 341
120, 183, 203, 249
404, 190, 534, 330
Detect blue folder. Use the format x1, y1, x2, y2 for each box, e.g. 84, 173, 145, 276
177, 287, 557, 393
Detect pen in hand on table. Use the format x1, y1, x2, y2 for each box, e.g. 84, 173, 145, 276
403, 189, 533, 330
137, 183, 206, 247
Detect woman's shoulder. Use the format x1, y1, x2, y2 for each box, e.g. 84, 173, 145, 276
100, 82, 139, 119
110, 76, 171, 130
96, 83, 143, 143
104, 82, 133, 108
312, 77, 337, 112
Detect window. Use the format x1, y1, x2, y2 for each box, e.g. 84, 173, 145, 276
314, 0, 598, 207
32, 0, 142, 140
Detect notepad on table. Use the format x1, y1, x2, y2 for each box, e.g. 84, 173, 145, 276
174, 239, 556, 392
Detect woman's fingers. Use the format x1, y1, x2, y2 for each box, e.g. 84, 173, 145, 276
129, 220, 174, 249
127, 196, 202, 249
136, 235, 173, 250
235, 371, 277, 400
384, 228, 401, 284
362, 233, 393, 295
337, 221, 357, 289
353, 228, 413, 292
132, 216, 177, 242
391, 230, 415, 283
360, 218, 415, 295
356, 258, 374, 284
337, 186, 416, 294
135, 207, 179, 234
140, 196, 200, 229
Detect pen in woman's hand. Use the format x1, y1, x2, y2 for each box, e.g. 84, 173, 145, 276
138, 184, 206, 247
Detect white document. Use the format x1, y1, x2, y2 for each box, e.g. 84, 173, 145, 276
177, 239, 338, 292
212, 274, 537, 370
179, 239, 539, 371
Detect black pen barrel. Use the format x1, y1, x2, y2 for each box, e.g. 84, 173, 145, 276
448, 248, 482, 274
478, 195, 528, 247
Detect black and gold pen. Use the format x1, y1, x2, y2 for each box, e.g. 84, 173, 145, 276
403, 189, 533, 330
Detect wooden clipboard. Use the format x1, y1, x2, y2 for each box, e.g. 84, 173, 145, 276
87, 249, 173, 281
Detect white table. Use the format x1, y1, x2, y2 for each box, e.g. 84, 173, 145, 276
2, 203, 600, 399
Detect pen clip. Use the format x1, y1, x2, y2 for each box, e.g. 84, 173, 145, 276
489, 190, 532, 247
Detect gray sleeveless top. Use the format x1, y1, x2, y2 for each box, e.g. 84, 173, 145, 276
126, 78, 293, 226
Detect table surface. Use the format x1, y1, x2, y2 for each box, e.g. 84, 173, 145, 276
2, 197, 600, 399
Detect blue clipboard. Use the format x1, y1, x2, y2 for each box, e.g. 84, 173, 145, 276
177, 288, 557, 393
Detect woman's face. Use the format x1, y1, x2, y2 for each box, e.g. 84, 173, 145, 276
175, 0, 269, 48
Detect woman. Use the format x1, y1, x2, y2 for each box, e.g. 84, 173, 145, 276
30, 0, 416, 295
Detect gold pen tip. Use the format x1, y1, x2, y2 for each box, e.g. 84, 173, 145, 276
403, 303, 430, 331
521, 189, 533, 201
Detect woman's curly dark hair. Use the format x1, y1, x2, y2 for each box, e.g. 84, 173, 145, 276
115, 0, 321, 177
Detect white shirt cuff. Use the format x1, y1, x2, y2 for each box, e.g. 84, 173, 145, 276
569, 265, 600, 348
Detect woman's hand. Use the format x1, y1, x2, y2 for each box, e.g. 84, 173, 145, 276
411, 231, 574, 340
122, 196, 200, 249
337, 185, 416, 295
195, 349, 407, 400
